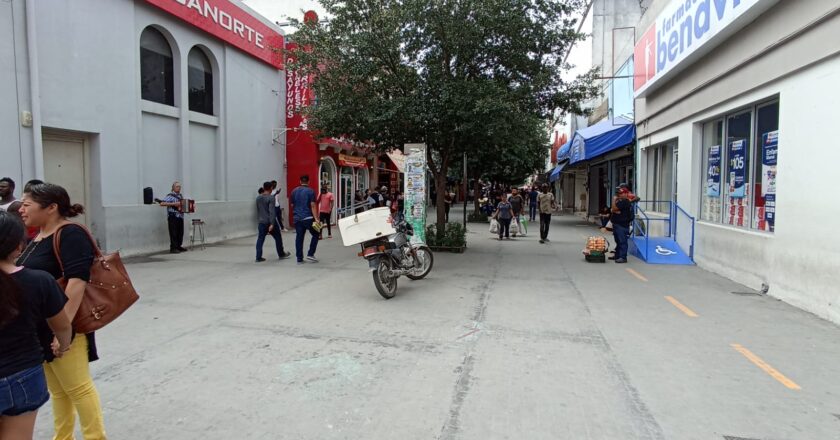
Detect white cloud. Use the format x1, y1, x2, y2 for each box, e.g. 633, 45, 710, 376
241, 0, 327, 24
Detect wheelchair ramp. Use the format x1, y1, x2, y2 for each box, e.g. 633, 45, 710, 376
630, 236, 694, 265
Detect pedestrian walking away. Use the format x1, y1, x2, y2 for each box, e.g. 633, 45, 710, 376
508, 188, 525, 236
528, 186, 538, 222
15, 183, 108, 440
290, 175, 321, 264
317, 187, 335, 239
0, 211, 73, 440
255, 181, 290, 262
537, 185, 557, 243
443, 191, 453, 222
610, 185, 635, 263
269, 180, 287, 232
494, 194, 514, 240
157, 181, 188, 253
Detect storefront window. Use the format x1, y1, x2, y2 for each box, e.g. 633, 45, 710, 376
188, 47, 214, 115
725, 111, 752, 227
357, 169, 369, 193
701, 120, 724, 222
699, 100, 777, 233
753, 102, 779, 232
140, 27, 174, 106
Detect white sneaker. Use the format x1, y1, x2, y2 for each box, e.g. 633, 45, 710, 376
305, 256, 319, 263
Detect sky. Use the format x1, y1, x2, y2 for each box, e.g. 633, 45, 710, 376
242, 0, 327, 25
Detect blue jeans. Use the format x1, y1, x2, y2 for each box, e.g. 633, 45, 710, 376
613, 223, 630, 260
0, 364, 49, 416
294, 218, 319, 261
256, 222, 286, 259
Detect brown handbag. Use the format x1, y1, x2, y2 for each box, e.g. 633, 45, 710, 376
52, 223, 139, 334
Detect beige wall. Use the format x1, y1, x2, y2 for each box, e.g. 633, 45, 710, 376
636, 0, 840, 138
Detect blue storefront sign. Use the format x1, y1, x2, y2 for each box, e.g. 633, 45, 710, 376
706, 145, 721, 197
728, 139, 746, 198
761, 131, 778, 228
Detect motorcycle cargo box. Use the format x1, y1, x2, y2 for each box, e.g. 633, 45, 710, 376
338, 207, 396, 247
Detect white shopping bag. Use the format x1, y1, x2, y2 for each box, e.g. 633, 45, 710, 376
509, 219, 520, 235
489, 218, 499, 234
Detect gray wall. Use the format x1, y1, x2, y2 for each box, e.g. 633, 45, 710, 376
3, 0, 286, 255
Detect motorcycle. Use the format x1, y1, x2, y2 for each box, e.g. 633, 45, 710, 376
338, 206, 434, 299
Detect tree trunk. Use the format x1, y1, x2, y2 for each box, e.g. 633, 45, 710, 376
434, 170, 448, 239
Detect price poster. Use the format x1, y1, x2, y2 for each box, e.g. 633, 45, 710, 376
728, 139, 747, 198
761, 131, 778, 230
706, 145, 721, 197
403, 143, 427, 244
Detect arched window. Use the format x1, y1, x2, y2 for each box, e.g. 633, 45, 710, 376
140, 27, 174, 106
188, 47, 214, 115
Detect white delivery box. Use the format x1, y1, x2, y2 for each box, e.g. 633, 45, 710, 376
338, 207, 396, 247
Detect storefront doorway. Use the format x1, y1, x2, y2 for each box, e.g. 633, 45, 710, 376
319, 157, 337, 224
43, 132, 89, 226
339, 167, 354, 218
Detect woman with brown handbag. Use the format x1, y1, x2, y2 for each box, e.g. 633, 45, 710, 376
16, 183, 106, 440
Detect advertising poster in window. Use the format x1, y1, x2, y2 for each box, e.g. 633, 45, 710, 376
706, 145, 721, 197
403, 144, 427, 244
728, 140, 747, 198
762, 131, 778, 230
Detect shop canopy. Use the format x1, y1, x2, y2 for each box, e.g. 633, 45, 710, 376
557, 116, 635, 165
549, 162, 567, 183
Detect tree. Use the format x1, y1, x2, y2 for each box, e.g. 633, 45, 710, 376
289, 0, 599, 235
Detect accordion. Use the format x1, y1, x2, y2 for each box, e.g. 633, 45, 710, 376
180, 199, 196, 214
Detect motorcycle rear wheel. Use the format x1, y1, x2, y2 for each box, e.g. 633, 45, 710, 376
406, 246, 434, 280
372, 258, 398, 299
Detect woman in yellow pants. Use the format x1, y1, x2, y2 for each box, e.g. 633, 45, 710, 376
17, 183, 106, 439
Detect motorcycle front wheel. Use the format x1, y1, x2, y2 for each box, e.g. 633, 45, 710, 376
372, 257, 398, 299
406, 246, 434, 280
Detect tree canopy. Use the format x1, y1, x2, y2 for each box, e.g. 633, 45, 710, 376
289, 0, 599, 228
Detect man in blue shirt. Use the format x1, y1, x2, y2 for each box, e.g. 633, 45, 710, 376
158, 181, 187, 253
528, 186, 539, 222
290, 175, 321, 264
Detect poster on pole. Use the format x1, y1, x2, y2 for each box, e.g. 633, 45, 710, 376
728, 139, 747, 198
706, 145, 721, 197
761, 130, 778, 230
403, 143, 427, 244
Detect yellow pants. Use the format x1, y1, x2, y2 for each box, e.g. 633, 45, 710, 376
43, 334, 106, 440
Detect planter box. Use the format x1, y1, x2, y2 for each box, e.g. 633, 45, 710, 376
428, 245, 467, 253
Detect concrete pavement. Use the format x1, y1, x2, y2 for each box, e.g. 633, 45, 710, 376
35, 208, 840, 439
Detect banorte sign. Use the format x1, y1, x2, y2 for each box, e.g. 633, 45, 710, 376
144, 0, 284, 69
633, 0, 777, 97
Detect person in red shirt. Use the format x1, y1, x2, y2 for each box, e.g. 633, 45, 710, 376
316, 187, 334, 239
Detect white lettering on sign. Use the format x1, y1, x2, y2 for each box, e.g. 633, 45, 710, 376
634, 0, 778, 96
173, 0, 266, 49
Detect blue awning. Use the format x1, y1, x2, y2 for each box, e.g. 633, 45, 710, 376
549, 162, 567, 183
566, 116, 635, 165
556, 139, 572, 164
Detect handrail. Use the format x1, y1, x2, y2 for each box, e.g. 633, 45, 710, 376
673, 202, 696, 259
632, 201, 696, 261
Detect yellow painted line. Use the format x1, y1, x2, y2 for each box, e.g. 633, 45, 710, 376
664, 296, 698, 318
731, 344, 801, 390
626, 268, 648, 282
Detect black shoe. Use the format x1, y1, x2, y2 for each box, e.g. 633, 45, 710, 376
608, 256, 617, 260
539, 239, 544, 244
614, 258, 627, 264
178, 247, 189, 252
279, 251, 291, 259
170, 248, 181, 254
256, 257, 266, 262
544, 238, 550, 242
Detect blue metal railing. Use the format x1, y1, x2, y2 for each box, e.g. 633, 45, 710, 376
631, 200, 695, 262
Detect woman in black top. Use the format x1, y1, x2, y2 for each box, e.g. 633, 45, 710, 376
16, 183, 107, 439
0, 211, 72, 439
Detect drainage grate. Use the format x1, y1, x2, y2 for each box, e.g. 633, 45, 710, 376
723, 437, 761, 440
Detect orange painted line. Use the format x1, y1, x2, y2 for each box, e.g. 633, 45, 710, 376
731, 344, 801, 390
626, 268, 648, 282
664, 296, 698, 318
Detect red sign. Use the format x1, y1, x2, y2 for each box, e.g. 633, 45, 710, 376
286, 43, 313, 130
144, 0, 284, 69
633, 24, 656, 92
